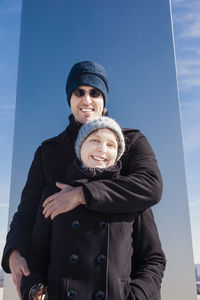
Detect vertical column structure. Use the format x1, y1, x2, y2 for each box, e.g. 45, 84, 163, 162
3, 0, 196, 299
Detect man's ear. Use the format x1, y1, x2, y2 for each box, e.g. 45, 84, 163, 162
102, 108, 108, 116
68, 95, 71, 107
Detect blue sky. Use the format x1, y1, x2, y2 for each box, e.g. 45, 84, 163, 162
171, 0, 200, 263
0, 0, 199, 267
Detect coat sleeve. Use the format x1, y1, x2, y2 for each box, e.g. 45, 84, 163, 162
129, 209, 166, 300
1, 146, 46, 273
82, 133, 163, 214
20, 195, 52, 300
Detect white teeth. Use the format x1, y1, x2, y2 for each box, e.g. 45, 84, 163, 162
80, 107, 94, 112
92, 155, 106, 161
81, 108, 93, 112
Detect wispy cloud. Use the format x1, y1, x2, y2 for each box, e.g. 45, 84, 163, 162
185, 173, 200, 183
179, 22, 200, 39
172, 0, 200, 90
180, 99, 200, 152
176, 54, 200, 90
182, 124, 200, 152
174, 9, 200, 24
189, 201, 200, 207
178, 46, 200, 54
172, 0, 186, 4
176, 58, 200, 89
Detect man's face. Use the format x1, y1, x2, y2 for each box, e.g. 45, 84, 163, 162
80, 128, 118, 169
70, 86, 104, 124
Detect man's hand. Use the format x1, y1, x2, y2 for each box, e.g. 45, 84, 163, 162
9, 250, 31, 300
43, 182, 86, 220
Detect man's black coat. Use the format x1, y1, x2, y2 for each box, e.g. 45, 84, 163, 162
2, 115, 164, 295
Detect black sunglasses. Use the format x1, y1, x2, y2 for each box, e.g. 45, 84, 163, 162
73, 88, 102, 98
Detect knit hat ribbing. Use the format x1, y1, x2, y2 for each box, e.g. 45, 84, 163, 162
66, 61, 109, 107
75, 117, 125, 162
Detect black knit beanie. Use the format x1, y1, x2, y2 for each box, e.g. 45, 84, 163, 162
66, 61, 109, 107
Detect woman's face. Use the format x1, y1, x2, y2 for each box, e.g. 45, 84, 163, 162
80, 128, 118, 169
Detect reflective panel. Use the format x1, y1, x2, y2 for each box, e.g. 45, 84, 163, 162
4, 1, 196, 299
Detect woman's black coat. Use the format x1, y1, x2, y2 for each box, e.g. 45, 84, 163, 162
21, 160, 166, 300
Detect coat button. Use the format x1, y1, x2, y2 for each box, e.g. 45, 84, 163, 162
66, 289, 77, 298
68, 254, 79, 263
72, 220, 80, 229
97, 254, 106, 264
98, 221, 107, 228
95, 290, 105, 299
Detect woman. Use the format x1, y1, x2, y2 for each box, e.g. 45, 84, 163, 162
21, 117, 166, 300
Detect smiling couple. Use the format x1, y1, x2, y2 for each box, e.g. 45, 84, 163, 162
2, 61, 166, 300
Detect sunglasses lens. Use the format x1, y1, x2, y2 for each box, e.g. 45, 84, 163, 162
90, 89, 101, 98
74, 89, 84, 97
73, 88, 101, 98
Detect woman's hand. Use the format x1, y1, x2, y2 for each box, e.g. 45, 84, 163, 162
42, 182, 86, 220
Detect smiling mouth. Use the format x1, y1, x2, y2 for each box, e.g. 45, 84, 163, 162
80, 107, 94, 112
92, 155, 107, 162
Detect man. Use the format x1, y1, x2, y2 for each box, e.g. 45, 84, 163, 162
2, 61, 163, 299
